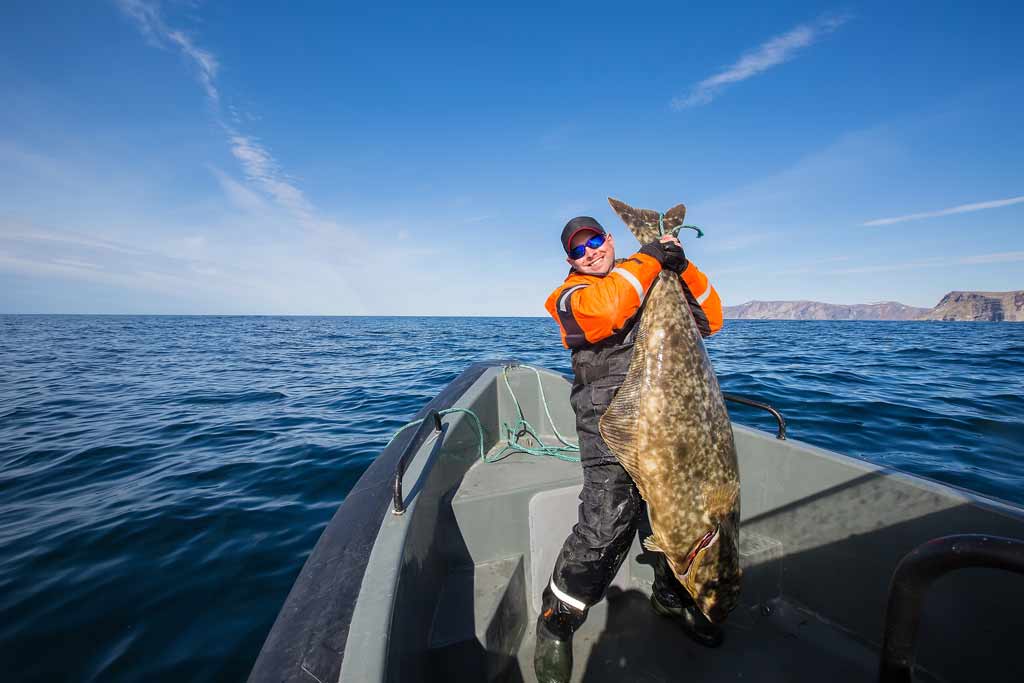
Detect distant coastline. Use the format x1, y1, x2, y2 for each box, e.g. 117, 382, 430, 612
724, 290, 1024, 322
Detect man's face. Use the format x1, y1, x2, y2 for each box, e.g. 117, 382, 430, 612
566, 230, 616, 276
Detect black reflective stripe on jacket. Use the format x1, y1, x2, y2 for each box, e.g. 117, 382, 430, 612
556, 284, 589, 348
682, 279, 712, 337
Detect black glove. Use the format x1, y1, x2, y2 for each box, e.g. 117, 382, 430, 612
639, 239, 688, 273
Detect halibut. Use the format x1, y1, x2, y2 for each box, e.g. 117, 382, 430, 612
599, 197, 741, 623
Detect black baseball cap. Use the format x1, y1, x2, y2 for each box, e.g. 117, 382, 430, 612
560, 216, 606, 255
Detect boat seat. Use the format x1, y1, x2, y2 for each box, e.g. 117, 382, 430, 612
452, 447, 785, 613
450, 446, 581, 569
427, 555, 527, 681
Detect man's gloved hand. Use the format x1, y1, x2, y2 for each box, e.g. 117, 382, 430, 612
639, 237, 688, 273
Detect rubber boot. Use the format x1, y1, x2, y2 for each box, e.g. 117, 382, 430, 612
534, 619, 573, 683
650, 555, 723, 648
534, 587, 585, 683
650, 592, 724, 648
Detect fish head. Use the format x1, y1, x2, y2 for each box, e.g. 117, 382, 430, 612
675, 521, 742, 624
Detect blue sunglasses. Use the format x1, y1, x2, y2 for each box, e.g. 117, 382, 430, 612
569, 233, 607, 259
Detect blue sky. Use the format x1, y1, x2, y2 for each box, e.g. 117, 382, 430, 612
2, 0, 1022, 315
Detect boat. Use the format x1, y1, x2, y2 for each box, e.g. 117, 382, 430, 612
248, 360, 1024, 682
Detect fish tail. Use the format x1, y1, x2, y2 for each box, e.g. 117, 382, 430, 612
702, 482, 740, 521
607, 198, 687, 243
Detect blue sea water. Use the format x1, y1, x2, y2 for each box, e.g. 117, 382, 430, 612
1, 315, 1022, 682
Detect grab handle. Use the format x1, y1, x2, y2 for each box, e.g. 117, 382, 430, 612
722, 393, 787, 440
392, 410, 443, 515
879, 534, 1024, 682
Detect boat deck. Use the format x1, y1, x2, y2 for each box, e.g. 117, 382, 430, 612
511, 593, 890, 683
450, 446, 914, 682
252, 363, 1024, 683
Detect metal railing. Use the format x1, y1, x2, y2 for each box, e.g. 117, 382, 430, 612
879, 534, 1024, 682
722, 393, 787, 439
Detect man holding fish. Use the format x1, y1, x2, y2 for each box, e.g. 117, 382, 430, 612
537, 199, 739, 682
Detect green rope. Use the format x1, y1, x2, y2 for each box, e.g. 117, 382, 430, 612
384, 364, 580, 464
385, 406, 484, 453
491, 365, 580, 463
658, 213, 704, 239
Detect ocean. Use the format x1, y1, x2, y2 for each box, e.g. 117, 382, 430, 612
1, 315, 1022, 681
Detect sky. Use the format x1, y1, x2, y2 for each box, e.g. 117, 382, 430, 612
1, 0, 1022, 315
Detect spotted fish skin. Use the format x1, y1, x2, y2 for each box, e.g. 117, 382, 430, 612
599, 198, 741, 624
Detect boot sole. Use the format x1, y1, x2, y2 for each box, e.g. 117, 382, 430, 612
649, 595, 724, 648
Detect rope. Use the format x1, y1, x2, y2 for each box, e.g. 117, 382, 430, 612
384, 364, 580, 464
658, 213, 705, 239
493, 365, 580, 463
384, 406, 483, 452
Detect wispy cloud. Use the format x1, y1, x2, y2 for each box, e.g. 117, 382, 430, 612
672, 14, 850, 109
225, 131, 314, 220
208, 165, 270, 214
2, 223, 148, 255
0, 247, 201, 296
50, 257, 103, 270
1, 217, 321, 309
719, 250, 1024, 280
117, 0, 328, 231
166, 30, 220, 103
863, 195, 1024, 227
961, 250, 1024, 265
826, 258, 946, 275
826, 250, 1024, 274
116, 0, 218, 102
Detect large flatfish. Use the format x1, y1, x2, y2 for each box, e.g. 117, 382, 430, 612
599, 197, 741, 623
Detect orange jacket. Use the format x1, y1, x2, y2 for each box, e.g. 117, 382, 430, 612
545, 253, 723, 349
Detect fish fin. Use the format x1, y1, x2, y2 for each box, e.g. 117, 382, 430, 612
598, 318, 648, 486
643, 535, 665, 553
607, 197, 662, 244
661, 203, 687, 233
702, 482, 740, 520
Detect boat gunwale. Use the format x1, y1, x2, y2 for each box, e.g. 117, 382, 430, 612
247, 359, 512, 683
731, 421, 1024, 520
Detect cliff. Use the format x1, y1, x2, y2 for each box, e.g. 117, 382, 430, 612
724, 291, 1023, 321
919, 291, 1024, 322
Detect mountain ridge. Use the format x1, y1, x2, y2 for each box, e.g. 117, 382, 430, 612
724, 290, 1024, 322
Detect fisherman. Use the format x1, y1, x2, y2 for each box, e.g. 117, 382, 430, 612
536, 215, 724, 682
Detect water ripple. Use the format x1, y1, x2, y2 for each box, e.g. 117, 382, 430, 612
0, 315, 1021, 681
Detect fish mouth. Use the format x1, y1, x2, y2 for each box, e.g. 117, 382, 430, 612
681, 526, 720, 597
684, 527, 719, 575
